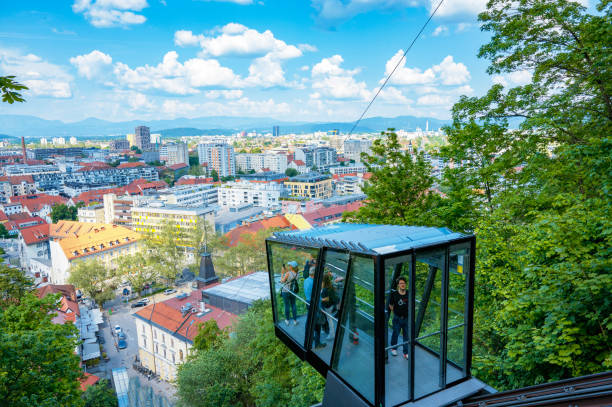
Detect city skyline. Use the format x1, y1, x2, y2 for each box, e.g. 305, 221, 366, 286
0, 0, 524, 123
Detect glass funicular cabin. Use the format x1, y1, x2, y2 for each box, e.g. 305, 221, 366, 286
266, 224, 488, 407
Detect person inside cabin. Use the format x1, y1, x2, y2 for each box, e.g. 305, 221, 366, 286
389, 276, 409, 359
280, 261, 299, 325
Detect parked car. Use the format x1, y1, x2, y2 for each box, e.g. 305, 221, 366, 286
118, 339, 127, 349
97, 334, 105, 344
164, 289, 176, 295
140, 298, 150, 304
118, 331, 126, 339
131, 301, 146, 308
114, 325, 122, 334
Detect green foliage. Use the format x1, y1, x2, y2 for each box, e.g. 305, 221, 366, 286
0, 76, 28, 104
177, 300, 324, 407
210, 169, 219, 182
0, 265, 33, 306
116, 252, 159, 295
146, 160, 163, 167
0, 291, 83, 407
50, 203, 78, 223
68, 259, 117, 307
344, 129, 442, 226
0, 223, 13, 239
127, 157, 140, 163
192, 320, 225, 352
285, 168, 298, 177
189, 164, 203, 176
188, 155, 199, 167
130, 146, 142, 154
214, 228, 272, 277
82, 380, 117, 407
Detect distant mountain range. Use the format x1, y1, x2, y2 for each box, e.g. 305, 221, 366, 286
0, 114, 450, 139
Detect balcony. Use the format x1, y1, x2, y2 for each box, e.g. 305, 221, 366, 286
266, 224, 482, 407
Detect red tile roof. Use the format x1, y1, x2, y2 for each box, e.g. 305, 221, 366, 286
302, 201, 364, 226
226, 215, 295, 246
135, 290, 237, 342
292, 160, 305, 166
73, 187, 128, 204
8, 212, 33, 221
10, 216, 46, 229
168, 163, 189, 170
9, 194, 68, 213
125, 178, 168, 195
36, 284, 78, 302
79, 373, 100, 391
0, 175, 35, 184
19, 223, 50, 245
0, 211, 7, 222
117, 162, 145, 169
176, 177, 214, 185
362, 172, 373, 180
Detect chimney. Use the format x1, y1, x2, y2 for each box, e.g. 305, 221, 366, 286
21, 137, 26, 163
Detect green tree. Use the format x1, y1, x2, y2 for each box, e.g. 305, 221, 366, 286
68, 259, 117, 308
82, 380, 117, 407
130, 146, 142, 154
0, 293, 83, 407
0, 265, 33, 306
0, 76, 28, 104
0, 223, 13, 239
284, 168, 298, 177
343, 129, 442, 226
215, 228, 271, 277
210, 169, 219, 182
177, 301, 324, 407
116, 252, 159, 296
50, 203, 78, 223
192, 320, 225, 352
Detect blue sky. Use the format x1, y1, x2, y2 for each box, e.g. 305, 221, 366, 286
0, 0, 530, 123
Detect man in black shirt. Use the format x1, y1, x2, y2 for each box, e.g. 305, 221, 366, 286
389, 276, 409, 358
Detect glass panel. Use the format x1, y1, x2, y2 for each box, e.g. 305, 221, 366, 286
447, 243, 469, 383
384, 255, 411, 407
332, 255, 375, 404
414, 250, 444, 399
311, 249, 349, 365
268, 241, 319, 347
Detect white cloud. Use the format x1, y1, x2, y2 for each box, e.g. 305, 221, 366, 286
70, 50, 112, 79
430, 0, 488, 17
205, 90, 243, 99
417, 94, 452, 106
385, 51, 470, 86
378, 86, 411, 104
72, 0, 148, 27
112, 51, 243, 94
456, 23, 472, 32
384, 50, 435, 85
432, 55, 470, 85
311, 55, 370, 100
492, 70, 532, 87
161, 97, 290, 119
198, 0, 253, 4
174, 30, 201, 46
432, 25, 448, 36
0, 48, 72, 98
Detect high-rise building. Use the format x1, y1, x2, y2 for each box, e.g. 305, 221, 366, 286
134, 126, 151, 151
197, 142, 236, 178
343, 139, 372, 162
273, 125, 280, 137
160, 143, 189, 166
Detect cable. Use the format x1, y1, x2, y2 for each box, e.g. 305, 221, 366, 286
348, 0, 446, 135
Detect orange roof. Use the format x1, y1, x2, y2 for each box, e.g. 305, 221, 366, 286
168, 163, 188, 170
50, 221, 140, 261
226, 215, 295, 246
176, 177, 214, 185
79, 373, 100, 391
302, 201, 364, 226
73, 187, 128, 204
20, 223, 50, 245
117, 162, 145, 169
0, 175, 34, 184
292, 160, 305, 166
36, 284, 78, 301
125, 178, 168, 195
10, 216, 45, 229
9, 194, 68, 212
0, 211, 7, 222
135, 291, 237, 342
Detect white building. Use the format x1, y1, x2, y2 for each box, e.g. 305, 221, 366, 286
217, 181, 286, 209
329, 164, 369, 175
263, 153, 287, 174
160, 143, 189, 166
235, 153, 264, 173
343, 139, 372, 162
158, 184, 218, 207
288, 160, 308, 175
69, 137, 78, 145
197, 143, 236, 178
52, 137, 66, 145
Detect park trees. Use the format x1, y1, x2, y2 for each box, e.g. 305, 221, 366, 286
68, 259, 117, 307
0, 266, 83, 407
177, 301, 324, 407
50, 203, 78, 223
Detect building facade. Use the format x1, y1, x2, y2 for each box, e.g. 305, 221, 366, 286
131, 202, 214, 237
160, 143, 189, 166
109, 139, 130, 151
158, 184, 218, 208
134, 126, 151, 151
217, 181, 286, 209
343, 139, 372, 162
197, 143, 236, 178
77, 204, 105, 223
284, 173, 333, 199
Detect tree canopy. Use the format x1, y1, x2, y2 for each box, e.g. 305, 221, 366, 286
68, 259, 117, 308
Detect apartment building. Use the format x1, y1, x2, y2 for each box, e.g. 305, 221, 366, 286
263, 153, 287, 174
131, 202, 214, 237
109, 139, 130, 151
343, 139, 372, 162
217, 181, 286, 209
160, 143, 189, 166
134, 126, 151, 151
235, 153, 264, 173
49, 221, 141, 284
197, 143, 236, 177
158, 184, 218, 208
284, 173, 333, 199
0, 175, 37, 202
133, 291, 236, 381
77, 204, 105, 223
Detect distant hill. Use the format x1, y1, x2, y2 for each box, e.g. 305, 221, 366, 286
0, 114, 450, 139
